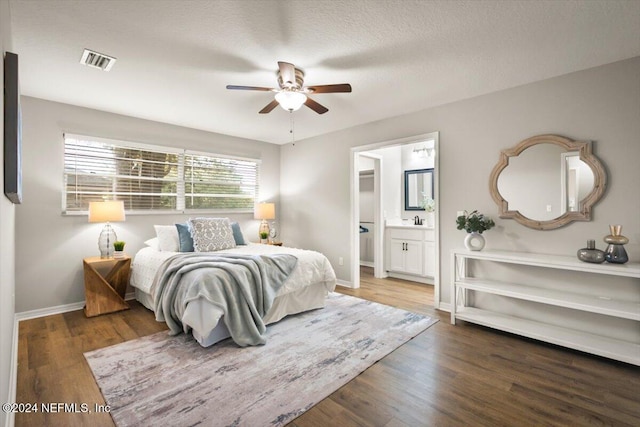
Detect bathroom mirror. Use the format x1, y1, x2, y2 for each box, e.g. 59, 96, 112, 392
404, 168, 434, 210
489, 134, 606, 230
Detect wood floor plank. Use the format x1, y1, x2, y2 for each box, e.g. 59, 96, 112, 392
15, 266, 640, 427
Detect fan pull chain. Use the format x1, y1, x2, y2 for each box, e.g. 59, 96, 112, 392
290, 111, 296, 146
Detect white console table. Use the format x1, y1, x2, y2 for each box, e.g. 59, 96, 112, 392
451, 249, 640, 365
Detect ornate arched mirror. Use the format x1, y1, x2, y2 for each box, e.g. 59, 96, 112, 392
489, 134, 607, 230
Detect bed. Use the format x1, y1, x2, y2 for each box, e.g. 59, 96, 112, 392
131, 241, 337, 347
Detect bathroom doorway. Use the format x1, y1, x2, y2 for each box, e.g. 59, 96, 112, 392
350, 132, 441, 308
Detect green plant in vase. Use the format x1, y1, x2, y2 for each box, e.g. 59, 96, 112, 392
113, 241, 126, 258
456, 210, 495, 251
260, 231, 269, 242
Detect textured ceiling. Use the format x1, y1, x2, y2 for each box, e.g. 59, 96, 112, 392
9, 0, 640, 144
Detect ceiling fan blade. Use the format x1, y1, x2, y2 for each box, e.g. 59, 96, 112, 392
304, 97, 329, 114
278, 61, 297, 88
259, 99, 280, 114
306, 83, 352, 93
226, 85, 273, 91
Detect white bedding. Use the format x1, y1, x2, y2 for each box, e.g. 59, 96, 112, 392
130, 243, 337, 346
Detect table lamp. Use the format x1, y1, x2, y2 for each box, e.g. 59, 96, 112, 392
88, 200, 125, 258
254, 202, 275, 242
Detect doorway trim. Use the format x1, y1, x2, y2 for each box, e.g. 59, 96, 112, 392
355, 152, 384, 285
350, 131, 441, 307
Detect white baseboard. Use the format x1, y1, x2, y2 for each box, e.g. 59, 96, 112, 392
14, 292, 137, 322
437, 302, 451, 313
335, 279, 354, 288
6, 316, 18, 427
387, 271, 433, 285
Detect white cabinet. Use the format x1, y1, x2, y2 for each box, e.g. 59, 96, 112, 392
386, 226, 435, 283
451, 249, 640, 365
389, 238, 423, 275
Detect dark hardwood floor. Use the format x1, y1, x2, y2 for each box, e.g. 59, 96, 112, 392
15, 267, 639, 426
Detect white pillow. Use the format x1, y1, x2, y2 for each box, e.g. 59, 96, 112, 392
144, 237, 159, 250
154, 225, 180, 252
188, 217, 236, 252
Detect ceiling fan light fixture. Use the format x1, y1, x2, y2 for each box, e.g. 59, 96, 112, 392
275, 91, 307, 111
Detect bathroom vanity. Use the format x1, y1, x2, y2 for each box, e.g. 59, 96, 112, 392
385, 223, 435, 284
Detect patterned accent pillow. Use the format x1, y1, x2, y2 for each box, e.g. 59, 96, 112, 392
189, 218, 236, 252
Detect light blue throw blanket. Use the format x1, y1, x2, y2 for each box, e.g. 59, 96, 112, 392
152, 253, 298, 347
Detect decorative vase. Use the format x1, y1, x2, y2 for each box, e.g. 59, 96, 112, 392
577, 239, 605, 264
425, 212, 435, 228
604, 225, 629, 264
464, 232, 485, 251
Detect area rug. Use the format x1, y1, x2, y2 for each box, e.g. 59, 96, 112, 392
84, 293, 437, 427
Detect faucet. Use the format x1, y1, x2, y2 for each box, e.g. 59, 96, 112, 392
414, 215, 422, 225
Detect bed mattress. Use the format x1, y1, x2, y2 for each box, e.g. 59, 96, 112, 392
131, 243, 336, 346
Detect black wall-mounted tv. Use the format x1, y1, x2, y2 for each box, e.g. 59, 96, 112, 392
4, 51, 22, 204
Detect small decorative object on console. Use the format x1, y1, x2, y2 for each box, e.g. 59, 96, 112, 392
604, 224, 629, 264
577, 239, 605, 263
456, 210, 495, 251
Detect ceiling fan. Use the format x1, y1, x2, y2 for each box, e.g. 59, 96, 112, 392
226, 61, 352, 115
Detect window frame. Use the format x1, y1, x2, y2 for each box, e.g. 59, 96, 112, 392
62, 133, 261, 215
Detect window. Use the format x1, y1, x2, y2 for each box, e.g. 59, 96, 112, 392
63, 134, 260, 213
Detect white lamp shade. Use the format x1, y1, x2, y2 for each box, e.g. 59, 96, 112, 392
254, 202, 275, 220
275, 91, 307, 111
88, 200, 125, 223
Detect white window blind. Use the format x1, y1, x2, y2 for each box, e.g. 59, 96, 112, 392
63, 134, 260, 213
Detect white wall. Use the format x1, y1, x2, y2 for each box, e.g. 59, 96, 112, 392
0, 1, 16, 425
15, 97, 280, 312
280, 57, 640, 307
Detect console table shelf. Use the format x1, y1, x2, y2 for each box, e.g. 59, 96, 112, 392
454, 307, 639, 365
456, 277, 640, 321
451, 249, 640, 365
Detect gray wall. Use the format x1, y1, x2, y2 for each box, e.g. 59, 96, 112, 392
280, 57, 640, 307
1, 0, 16, 424
15, 97, 280, 312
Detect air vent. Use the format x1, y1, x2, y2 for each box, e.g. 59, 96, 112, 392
80, 49, 116, 71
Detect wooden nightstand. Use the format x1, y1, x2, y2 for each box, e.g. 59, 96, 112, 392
269, 242, 283, 246
83, 256, 131, 317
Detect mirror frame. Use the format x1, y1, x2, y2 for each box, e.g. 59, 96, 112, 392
404, 168, 434, 211
489, 134, 607, 230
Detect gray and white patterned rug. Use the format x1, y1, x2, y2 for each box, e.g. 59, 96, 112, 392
85, 293, 437, 427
